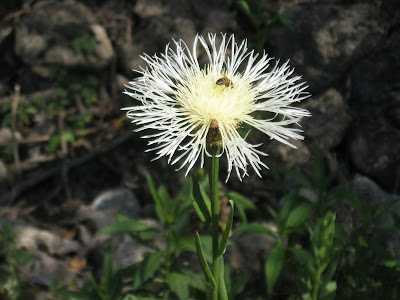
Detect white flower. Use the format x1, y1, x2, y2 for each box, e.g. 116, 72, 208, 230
123, 33, 311, 180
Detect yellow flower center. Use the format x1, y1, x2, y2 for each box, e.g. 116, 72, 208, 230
176, 68, 256, 127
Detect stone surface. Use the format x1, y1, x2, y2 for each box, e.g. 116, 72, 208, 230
0, 127, 13, 147
14, 0, 113, 72
14, 224, 81, 256
268, 3, 389, 94
347, 175, 400, 260
347, 29, 400, 188
79, 187, 141, 230
111, 234, 154, 269
21, 251, 76, 286
302, 88, 351, 151
119, 16, 196, 75
231, 222, 278, 273
267, 139, 311, 168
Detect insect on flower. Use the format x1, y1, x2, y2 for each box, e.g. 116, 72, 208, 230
123, 33, 311, 181
216, 76, 232, 88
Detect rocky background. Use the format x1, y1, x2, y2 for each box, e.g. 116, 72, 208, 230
0, 0, 399, 299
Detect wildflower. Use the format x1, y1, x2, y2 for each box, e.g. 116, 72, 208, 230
123, 33, 310, 180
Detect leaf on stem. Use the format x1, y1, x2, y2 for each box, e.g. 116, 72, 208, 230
235, 223, 274, 236
218, 200, 234, 257
227, 191, 255, 223
265, 241, 285, 296
168, 272, 190, 300
132, 251, 163, 290
191, 175, 212, 223
96, 218, 160, 236
195, 232, 216, 288
285, 203, 314, 229
146, 174, 167, 224
218, 257, 228, 300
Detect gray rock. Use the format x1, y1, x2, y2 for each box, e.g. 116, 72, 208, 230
347, 28, 400, 189
79, 188, 141, 230
231, 222, 278, 273
268, 3, 389, 94
14, 224, 81, 256
21, 251, 76, 286
267, 139, 311, 168
302, 88, 351, 151
14, 0, 113, 72
0, 127, 13, 147
111, 234, 155, 269
349, 123, 400, 189
349, 175, 399, 216
119, 16, 196, 75
348, 175, 400, 260
89, 218, 164, 269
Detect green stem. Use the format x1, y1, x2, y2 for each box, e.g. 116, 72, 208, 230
163, 229, 172, 300
209, 146, 220, 300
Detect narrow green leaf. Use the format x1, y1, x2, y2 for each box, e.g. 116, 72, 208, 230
280, 190, 299, 222
96, 220, 159, 236
183, 270, 208, 292
289, 247, 313, 266
87, 273, 101, 295
227, 191, 255, 209
279, 9, 293, 26
320, 281, 337, 299
168, 272, 189, 300
285, 168, 313, 189
235, 0, 253, 19
265, 242, 285, 296
229, 272, 249, 299
218, 257, 228, 300
327, 188, 362, 211
228, 191, 255, 223
324, 166, 341, 191
218, 200, 234, 257
392, 212, 400, 230
146, 174, 166, 224
267, 206, 279, 224
285, 203, 314, 229
367, 237, 399, 269
372, 198, 399, 222
191, 176, 212, 223
103, 251, 112, 293
234, 223, 274, 235
195, 232, 216, 288
133, 251, 163, 290
122, 295, 159, 300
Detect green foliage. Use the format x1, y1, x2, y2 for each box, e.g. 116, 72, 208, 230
0, 224, 33, 300
72, 36, 97, 55
231, 153, 400, 299
195, 232, 216, 289
49, 154, 400, 299
218, 200, 234, 257
0, 66, 99, 156
292, 212, 338, 300
234, 0, 292, 52
265, 241, 285, 296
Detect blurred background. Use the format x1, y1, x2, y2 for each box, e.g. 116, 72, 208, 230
0, 0, 399, 299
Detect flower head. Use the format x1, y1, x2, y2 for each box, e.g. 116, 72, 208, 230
123, 33, 310, 180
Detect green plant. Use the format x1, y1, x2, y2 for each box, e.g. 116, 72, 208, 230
292, 212, 339, 300
93, 175, 208, 299
0, 224, 33, 300
234, 0, 292, 53
72, 36, 97, 55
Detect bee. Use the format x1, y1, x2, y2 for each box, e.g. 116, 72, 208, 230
216, 76, 233, 88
